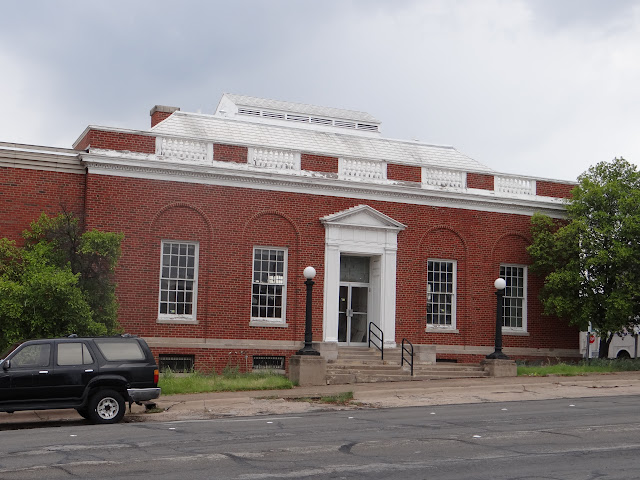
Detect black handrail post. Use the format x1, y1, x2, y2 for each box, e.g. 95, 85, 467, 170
368, 322, 384, 360
402, 338, 414, 377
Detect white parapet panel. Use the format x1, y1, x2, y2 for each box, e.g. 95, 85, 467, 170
248, 147, 301, 171
422, 167, 466, 190
339, 158, 387, 182
156, 137, 212, 164
495, 176, 536, 196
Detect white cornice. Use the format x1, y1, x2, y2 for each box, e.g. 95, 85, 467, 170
0, 144, 84, 174
82, 152, 568, 219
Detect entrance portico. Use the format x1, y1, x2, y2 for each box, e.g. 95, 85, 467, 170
321, 205, 406, 348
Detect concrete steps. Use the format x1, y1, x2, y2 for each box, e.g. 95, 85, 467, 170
326, 347, 488, 385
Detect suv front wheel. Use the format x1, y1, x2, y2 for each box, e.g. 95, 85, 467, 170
88, 389, 125, 424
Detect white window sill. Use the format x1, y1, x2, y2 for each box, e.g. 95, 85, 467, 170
426, 326, 459, 333
157, 316, 198, 324
250, 320, 289, 328
502, 329, 529, 336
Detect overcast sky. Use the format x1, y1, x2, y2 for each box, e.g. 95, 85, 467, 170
2, 0, 639, 182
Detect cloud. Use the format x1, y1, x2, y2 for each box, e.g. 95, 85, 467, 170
0, 0, 638, 181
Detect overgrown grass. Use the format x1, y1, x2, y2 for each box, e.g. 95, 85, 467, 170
159, 370, 294, 395
517, 358, 640, 377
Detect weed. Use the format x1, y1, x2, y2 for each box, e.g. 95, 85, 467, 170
158, 370, 294, 395
517, 358, 640, 376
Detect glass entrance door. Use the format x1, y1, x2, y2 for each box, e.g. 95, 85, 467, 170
338, 285, 368, 344
338, 255, 370, 345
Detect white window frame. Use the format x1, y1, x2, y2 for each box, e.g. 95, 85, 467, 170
158, 240, 199, 324
500, 264, 527, 332
251, 246, 288, 325
426, 259, 457, 331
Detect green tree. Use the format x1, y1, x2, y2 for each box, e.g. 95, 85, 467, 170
528, 158, 640, 357
0, 213, 124, 351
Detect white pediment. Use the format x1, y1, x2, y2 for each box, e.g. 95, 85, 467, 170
321, 205, 406, 231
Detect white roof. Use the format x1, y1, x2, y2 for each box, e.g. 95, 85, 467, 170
152, 111, 493, 173
218, 93, 380, 124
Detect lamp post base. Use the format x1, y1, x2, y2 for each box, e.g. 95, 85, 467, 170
485, 350, 509, 360
296, 346, 321, 356
289, 355, 326, 386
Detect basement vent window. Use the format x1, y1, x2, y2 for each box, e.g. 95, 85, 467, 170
252, 355, 285, 370
159, 354, 195, 373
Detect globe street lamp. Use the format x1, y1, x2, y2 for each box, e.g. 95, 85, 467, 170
486, 277, 509, 360
297, 266, 320, 355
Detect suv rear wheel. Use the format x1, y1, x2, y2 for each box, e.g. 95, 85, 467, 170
88, 389, 125, 424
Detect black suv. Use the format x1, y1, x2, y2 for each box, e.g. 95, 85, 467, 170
0, 335, 161, 424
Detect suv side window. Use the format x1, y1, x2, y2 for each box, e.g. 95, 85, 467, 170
94, 340, 145, 361
11, 344, 51, 368
57, 343, 94, 366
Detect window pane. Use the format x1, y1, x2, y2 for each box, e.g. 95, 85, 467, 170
83, 344, 94, 365
252, 248, 287, 320
160, 241, 197, 318
500, 265, 526, 328
57, 343, 84, 366
12, 344, 51, 367
95, 340, 145, 361
427, 260, 456, 326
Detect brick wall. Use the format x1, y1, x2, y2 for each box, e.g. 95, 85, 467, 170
1, 126, 579, 366
150, 106, 180, 128
151, 111, 173, 128
301, 153, 338, 173
75, 129, 155, 153
214, 144, 248, 163
0, 167, 85, 243
82, 172, 578, 365
536, 180, 574, 198
387, 163, 421, 183
467, 173, 494, 190
151, 347, 295, 374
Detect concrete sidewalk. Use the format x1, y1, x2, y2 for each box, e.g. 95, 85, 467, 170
3, 372, 640, 427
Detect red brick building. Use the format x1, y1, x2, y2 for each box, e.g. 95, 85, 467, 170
0, 94, 579, 373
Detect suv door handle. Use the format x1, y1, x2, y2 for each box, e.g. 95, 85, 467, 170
85, 369, 94, 373
39, 370, 49, 374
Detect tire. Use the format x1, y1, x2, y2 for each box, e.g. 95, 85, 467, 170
88, 389, 125, 424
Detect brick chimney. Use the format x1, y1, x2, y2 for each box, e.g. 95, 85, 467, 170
150, 105, 180, 127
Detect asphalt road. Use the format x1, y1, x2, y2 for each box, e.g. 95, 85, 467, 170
2, 395, 640, 479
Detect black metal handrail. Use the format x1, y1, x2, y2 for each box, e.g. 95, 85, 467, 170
368, 322, 384, 360
401, 338, 414, 376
